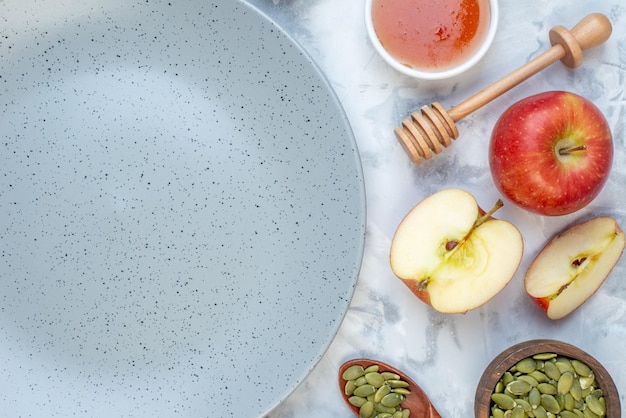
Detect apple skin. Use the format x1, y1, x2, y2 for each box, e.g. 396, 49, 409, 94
489, 91, 613, 216
525, 216, 625, 320
390, 188, 524, 314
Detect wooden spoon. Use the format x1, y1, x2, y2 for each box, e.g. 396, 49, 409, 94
339, 358, 442, 418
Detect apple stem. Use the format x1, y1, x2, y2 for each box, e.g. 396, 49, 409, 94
558, 144, 587, 155
445, 199, 504, 255
475, 199, 504, 229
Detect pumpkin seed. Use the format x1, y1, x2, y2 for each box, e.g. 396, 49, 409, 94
516, 358, 537, 374
387, 379, 410, 388
541, 394, 561, 414
558, 372, 575, 394
585, 394, 606, 416
381, 372, 400, 381
365, 372, 385, 388
533, 353, 557, 361
349, 396, 367, 407
571, 360, 593, 377
492, 393, 517, 410
359, 400, 374, 418
544, 361, 561, 381
561, 411, 580, 418
528, 387, 541, 408
533, 405, 548, 418
511, 405, 527, 418
492, 407, 505, 418
343, 365, 365, 381
537, 383, 557, 395
374, 385, 391, 403
345, 380, 357, 396
364, 365, 379, 374
507, 380, 533, 396
381, 392, 405, 408
354, 384, 376, 398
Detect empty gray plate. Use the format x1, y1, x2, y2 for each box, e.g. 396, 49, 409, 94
0, 0, 365, 416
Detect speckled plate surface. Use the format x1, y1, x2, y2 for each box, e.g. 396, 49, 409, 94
0, 0, 365, 416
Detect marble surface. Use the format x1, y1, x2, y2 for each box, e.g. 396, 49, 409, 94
248, 0, 626, 417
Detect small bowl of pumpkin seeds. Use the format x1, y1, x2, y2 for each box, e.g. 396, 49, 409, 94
474, 339, 620, 418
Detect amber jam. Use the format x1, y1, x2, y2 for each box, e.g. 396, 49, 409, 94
372, 0, 491, 72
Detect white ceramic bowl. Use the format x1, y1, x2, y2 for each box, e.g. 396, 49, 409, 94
365, 0, 499, 80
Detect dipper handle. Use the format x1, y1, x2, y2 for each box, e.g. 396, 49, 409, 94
395, 13, 612, 164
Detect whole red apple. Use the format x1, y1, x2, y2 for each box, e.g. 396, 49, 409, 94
489, 91, 613, 216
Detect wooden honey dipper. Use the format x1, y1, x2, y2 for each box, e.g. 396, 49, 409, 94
394, 13, 613, 164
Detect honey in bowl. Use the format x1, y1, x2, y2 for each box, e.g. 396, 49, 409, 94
371, 0, 491, 72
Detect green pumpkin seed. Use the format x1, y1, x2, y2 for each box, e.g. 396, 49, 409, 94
349, 396, 368, 407
533, 405, 548, 418
492, 393, 516, 410
355, 376, 367, 386
529, 370, 550, 383
570, 378, 583, 401
579, 375, 596, 390
516, 375, 539, 387
561, 411, 580, 418
365, 372, 385, 388
374, 403, 397, 414
537, 383, 557, 395
585, 394, 606, 416
558, 372, 575, 394
343, 365, 365, 381
515, 398, 532, 413
381, 372, 400, 381
507, 380, 533, 396
502, 372, 515, 386
564, 392, 575, 411
516, 358, 537, 374
354, 384, 376, 398
374, 384, 391, 403
528, 387, 541, 408
571, 360, 593, 377
543, 361, 561, 381
386, 379, 409, 388
364, 365, 379, 374
541, 394, 561, 414
392, 412, 403, 418
511, 406, 527, 418
345, 380, 357, 396
381, 392, 405, 408
359, 400, 374, 418
392, 388, 411, 395
533, 353, 557, 361
555, 358, 576, 374
492, 407, 505, 418
402, 410, 411, 418
583, 407, 600, 418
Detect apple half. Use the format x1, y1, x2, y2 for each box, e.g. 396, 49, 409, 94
390, 188, 524, 314
525, 216, 625, 320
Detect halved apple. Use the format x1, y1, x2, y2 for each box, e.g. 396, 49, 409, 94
390, 188, 524, 314
525, 216, 625, 320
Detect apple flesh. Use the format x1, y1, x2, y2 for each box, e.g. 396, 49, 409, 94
489, 91, 613, 216
390, 188, 524, 314
525, 216, 625, 320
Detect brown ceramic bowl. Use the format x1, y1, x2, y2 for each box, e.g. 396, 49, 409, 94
475, 339, 620, 418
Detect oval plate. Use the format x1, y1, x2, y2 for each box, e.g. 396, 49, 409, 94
0, 0, 366, 416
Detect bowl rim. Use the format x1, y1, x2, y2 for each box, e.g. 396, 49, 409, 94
473, 339, 621, 418
364, 0, 499, 80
